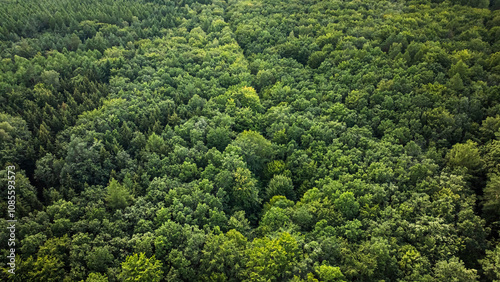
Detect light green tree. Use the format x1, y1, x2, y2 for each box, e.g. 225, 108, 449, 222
433, 257, 478, 282
480, 243, 500, 282
119, 253, 163, 282
446, 140, 482, 171
106, 178, 132, 210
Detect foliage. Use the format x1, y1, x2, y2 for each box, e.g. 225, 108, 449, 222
0, 0, 499, 280
105, 178, 132, 210
119, 253, 163, 282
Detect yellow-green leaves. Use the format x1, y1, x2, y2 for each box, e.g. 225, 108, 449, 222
119, 253, 163, 282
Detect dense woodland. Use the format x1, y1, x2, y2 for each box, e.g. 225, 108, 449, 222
1, 0, 500, 280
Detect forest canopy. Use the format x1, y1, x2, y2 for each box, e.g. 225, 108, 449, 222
1, 0, 500, 281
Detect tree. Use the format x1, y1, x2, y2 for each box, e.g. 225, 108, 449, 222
86, 32, 108, 53
266, 175, 295, 201
479, 116, 500, 141
255, 70, 276, 90
448, 73, 464, 91
199, 229, 247, 281
67, 33, 82, 51
483, 173, 500, 219
315, 265, 346, 282
119, 253, 163, 282
40, 70, 60, 89
479, 243, 500, 282
233, 130, 273, 176
0, 113, 31, 166
207, 127, 232, 152
35, 153, 64, 187
27, 256, 65, 282
146, 133, 167, 155
231, 167, 261, 214
86, 246, 114, 273
260, 205, 295, 234
20, 233, 47, 257
433, 257, 478, 282
446, 140, 482, 172
308, 51, 327, 69
60, 136, 107, 190
334, 192, 359, 220
244, 232, 300, 281
225, 86, 263, 112
105, 178, 132, 210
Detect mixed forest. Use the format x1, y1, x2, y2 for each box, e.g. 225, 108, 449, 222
1, 0, 500, 281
